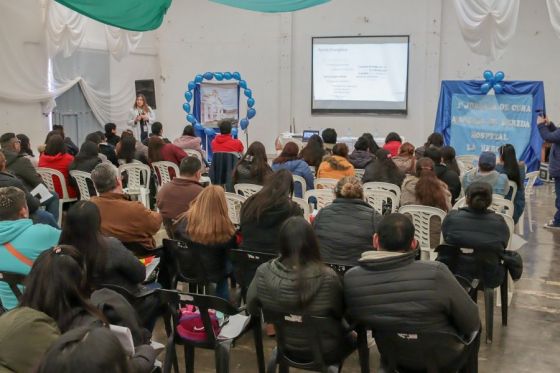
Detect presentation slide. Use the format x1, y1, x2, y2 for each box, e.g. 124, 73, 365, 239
312, 36, 409, 113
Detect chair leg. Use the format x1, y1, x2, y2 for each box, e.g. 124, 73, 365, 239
356, 327, 370, 373
58, 201, 63, 227
184, 345, 195, 373
253, 317, 266, 373
266, 347, 278, 373
500, 278, 508, 326
484, 288, 494, 344
163, 337, 177, 373
215, 340, 233, 373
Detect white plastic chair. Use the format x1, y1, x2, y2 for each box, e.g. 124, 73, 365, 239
313, 178, 338, 190
234, 183, 263, 198
452, 196, 466, 210
354, 169, 365, 179
489, 194, 514, 217
363, 189, 399, 215
225, 192, 246, 225
304, 189, 335, 211
398, 205, 447, 260
118, 163, 151, 209
69, 170, 96, 201
36, 167, 77, 226
151, 161, 179, 190
292, 175, 307, 194
456, 155, 478, 174
292, 197, 312, 221
363, 182, 401, 203
184, 149, 202, 161
517, 171, 539, 234
506, 180, 518, 203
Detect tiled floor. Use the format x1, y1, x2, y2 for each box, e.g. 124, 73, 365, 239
153, 182, 560, 372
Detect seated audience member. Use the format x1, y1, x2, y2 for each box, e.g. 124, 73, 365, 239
211, 119, 244, 153
173, 185, 237, 300
247, 216, 355, 363
392, 142, 416, 174
344, 214, 480, 369
463, 151, 509, 196
16, 133, 38, 167
52, 124, 79, 156
348, 136, 375, 169
38, 134, 77, 198
424, 146, 461, 204
362, 149, 405, 186
415, 132, 444, 158
90, 163, 162, 249
313, 176, 381, 266
173, 124, 205, 159
400, 158, 451, 249
317, 143, 355, 180
157, 156, 204, 233
104, 122, 120, 147
361, 132, 380, 153
0, 152, 57, 227
382, 132, 402, 157
441, 145, 462, 176
299, 134, 325, 172
321, 128, 338, 155
142, 121, 170, 146
85, 132, 108, 163
148, 136, 187, 166
96, 131, 119, 166
440, 182, 510, 288
496, 144, 525, 223
272, 142, 314, 198
232, 141, 272, 185
69, 141, 102, 198
0, 187, 60, 310
116, 133, 148, 165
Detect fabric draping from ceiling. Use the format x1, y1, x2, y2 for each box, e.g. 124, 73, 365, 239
452, 0, 520, 60
209, 0, 330, 12
547, 0, 560, 39
54, 0, 172, 31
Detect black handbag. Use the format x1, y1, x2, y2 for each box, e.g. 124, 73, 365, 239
501, 251, 523, 281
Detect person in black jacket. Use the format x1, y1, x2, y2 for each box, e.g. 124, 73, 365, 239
362, 149, 405, 186
104, 122, 120, 147
69, 141, 102, 197
425, 146, 461, 204
313, 176, 380, 266
232, 141, 272, 185
95, 131, 119, 166
344, 213, 480, 371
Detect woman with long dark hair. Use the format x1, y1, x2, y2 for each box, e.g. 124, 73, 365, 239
362, 149, 405, 186
127, 94, 155, 142
16, 133, 38, 166
247, 216, 354, 363
272, 142, 314, 197
147, 136, 187, 166
232, 141, 272, 185
441, 145, 461, 176
299, 134, 325, 172
116, 133, 148, 165
496, 144, 525, 223
361, 132, 380, 153
38, 134, 77, 198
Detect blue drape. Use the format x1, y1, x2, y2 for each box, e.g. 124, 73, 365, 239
434, 80, 545, 171
209, 0, 330, 12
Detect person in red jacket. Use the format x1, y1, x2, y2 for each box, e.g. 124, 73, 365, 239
147, 137, 187, 166
211, 119, 244, 153
382, 132, 402, 157
38, 134, 77, 198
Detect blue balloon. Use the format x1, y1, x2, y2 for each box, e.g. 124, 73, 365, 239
238, 80, 247, 89
247, 97, 255, 108
194, 122, 204, 131
204, 127, 216, 136
187, 81, 196, 90
494, 83, 504, 94
224, 72, 232, 80
203, 72, 214, 80
244, 89, 252, 98
247, 108, 256, 119
215, 73, 224, 81
483, 70, 493, 81
495, 71, 505, 82
480, 82, 491, 94
187, 114, 196, 124
231, 128, 238, 137
240, 118, 249, 130
194, 74, 203, 83
182, 103, 191, 113
184, 91, 192, 102
232, 72, 241, 80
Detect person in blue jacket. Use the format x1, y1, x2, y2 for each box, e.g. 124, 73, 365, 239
0, 187, 60, 309
538, 114, 560, 229
271, 141, 314, 198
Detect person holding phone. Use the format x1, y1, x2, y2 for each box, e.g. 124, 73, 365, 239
537, 111, 560, 229
127, 94, 155, 142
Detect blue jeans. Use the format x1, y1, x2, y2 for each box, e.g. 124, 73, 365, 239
42, 193, 60, 223
554, 177, 560, 226
31, 210, 59, 228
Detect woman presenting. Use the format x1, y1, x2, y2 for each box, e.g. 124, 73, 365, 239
128, 94, 155, 142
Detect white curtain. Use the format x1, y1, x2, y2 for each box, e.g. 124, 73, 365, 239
452, 0, 520, 60
105, 26, 143, 62
547, 0, 560, 39
46, 0, 85, 58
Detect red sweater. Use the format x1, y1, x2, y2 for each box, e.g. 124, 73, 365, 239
383, 141, 402, 157
160, 143, 187, 166
211, 134, 244, 153
38, 153, 77, 198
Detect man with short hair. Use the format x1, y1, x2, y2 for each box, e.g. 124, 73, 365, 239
462, 151, 508, 196
211, 119, 244, 153
95, 131, 118, 166
90, 163, 162, 249
344, 213, 480, 370
142, 122, 170, 146
0, 187, 60, 310
425, 147, 461, 204
104, 122, 120, 147
321, 128, 337, 154
52, 124, 79, 156
156, 156, 204, 233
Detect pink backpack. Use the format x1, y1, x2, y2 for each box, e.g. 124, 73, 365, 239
177, 305, 221, 342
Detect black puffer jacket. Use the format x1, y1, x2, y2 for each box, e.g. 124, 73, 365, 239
435, 164, 461, 204
232, 159, 272, 185
247, 259, 349, 362
348, 150, 374, 169
313, 198, 380, 266
4, 149, 42, 190
344, 250, 480, 336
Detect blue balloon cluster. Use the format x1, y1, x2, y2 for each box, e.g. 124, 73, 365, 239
182, 71, 256, 135
480, 70, 505, 94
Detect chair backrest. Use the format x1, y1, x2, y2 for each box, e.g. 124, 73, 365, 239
69, 170, 96, 200
37, 167, 72, 199
209, 152, 240, 191
507, 180, 517, 202
151, 161, 179, 188
363, 182, 401, 202
452, 196, 466, 210
398, 205, 447, 258
292, 174, 307, 194
525, 171, 539, 196
292, 197, 311, 218
497, 212, 514, 249
354, 169, 365, 179
0, 271, 25, 304
229, 249, 276, 296
489, 194, 514, 217
118, 163, 151, 190
225, 192, 246, 225
161, 239, 209, 290
456, 155, 478, 174
234, 183, 263, 198
314, 178, 338, 190
303, 189, 335, 211
363, 189, 399, 214
185, 149, 202, 161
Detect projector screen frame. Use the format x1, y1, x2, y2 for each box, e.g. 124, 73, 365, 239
311, 35, 410, 115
